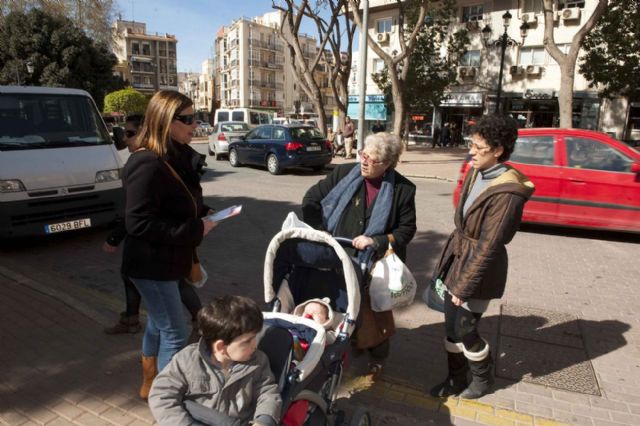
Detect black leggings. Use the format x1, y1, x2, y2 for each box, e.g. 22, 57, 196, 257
444, 292, 485, 352
123, 274, 202, 321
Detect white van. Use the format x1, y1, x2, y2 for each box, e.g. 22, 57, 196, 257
0, 86, 125, 238
214, 108, 273, 128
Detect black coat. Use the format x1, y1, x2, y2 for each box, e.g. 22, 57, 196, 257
302, 163, 417, 261
121, 143, 208, 281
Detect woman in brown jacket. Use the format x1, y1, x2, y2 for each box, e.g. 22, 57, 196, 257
430, 115, 535, 399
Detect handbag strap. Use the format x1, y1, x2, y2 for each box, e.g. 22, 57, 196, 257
164, 161, 198, 219
384, 233, 396, 256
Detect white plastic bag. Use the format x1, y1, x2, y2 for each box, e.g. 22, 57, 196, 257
281, 211, 313, 231
369, 247, 417, 312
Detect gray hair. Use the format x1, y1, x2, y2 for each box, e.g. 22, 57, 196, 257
364, 132, 404, 168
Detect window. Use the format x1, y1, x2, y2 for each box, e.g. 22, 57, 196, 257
273, 128, 286, 140
217, 111, 230, 122
221, 123, 249, 132
231, 111, 245, 122
519, 47, 545, 65
565, 137, 632, 172
372, 59, 385, 73
460, 50, 481, 67
255, 126, 272, 139
557, 0, 585, 9
522, 0, 543, 14
376, 18, 392, 33
510, 136, 555, 165
131, 42, 140, 54
142, 43, 151, 56
462, 5, 484, 22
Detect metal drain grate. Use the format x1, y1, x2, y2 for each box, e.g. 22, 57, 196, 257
496, 304, 600, 396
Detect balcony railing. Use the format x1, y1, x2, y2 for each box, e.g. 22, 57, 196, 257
248, 38, 284, 51
249, 99, 283, 108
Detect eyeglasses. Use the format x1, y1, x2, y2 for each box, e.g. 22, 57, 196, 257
173, 114, 195, 125
125, 130, 137, 138
358, 149, 386, 165
467, 141, 492, 152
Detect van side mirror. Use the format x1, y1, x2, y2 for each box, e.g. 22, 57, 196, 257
112, 126, 127, 151
631, 162, 640, 174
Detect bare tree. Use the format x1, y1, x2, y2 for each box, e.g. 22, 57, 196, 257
272, 1, 354, 134
542, 0, 608, 128
349, 0, 429, 136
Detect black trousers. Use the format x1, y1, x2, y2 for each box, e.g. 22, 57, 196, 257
444, 292, 484, 352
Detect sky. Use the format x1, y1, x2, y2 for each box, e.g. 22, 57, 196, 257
115, 0, 324, 73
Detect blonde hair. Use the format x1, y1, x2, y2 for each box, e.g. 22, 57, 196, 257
136, 90, 193, 157
365, 132, 404, 168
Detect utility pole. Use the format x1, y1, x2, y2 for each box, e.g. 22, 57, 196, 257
356, 0, 369, 157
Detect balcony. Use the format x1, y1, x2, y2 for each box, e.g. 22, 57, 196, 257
249, 99, 282, 108
249, 80, 278, 90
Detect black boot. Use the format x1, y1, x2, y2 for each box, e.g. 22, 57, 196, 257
430, 340, 469, 398
459, 341, 494, 399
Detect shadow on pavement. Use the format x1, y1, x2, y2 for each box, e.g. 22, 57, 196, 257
520, 223, 640, 244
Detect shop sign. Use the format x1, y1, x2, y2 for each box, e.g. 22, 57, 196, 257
524, 89, 555, 100
441, 92, 483, 106
348, 95, 385, 103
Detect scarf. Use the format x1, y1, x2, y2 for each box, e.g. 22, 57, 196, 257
321, 165, 395, 238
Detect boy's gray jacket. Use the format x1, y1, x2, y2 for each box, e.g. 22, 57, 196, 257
148, 341, 282, 426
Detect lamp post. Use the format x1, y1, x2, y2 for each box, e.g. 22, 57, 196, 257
482, 11, 529, 114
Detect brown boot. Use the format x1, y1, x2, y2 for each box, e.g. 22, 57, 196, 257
104, 312, 141, 334
139, 356, 157, 400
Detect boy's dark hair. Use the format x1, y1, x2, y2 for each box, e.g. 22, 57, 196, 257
198, 295, 263, 345
125, 114, 144, 128
469, 114, 519, 162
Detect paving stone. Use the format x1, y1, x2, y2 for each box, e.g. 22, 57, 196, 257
476, 412, 516, 426
71, 412, 111, 426
551, 409, 596, 425
0, 410, 30, 426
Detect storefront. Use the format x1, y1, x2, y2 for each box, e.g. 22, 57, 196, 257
346, 95, 388, 132
626, 102, 640, 144
437, 92, 484, 140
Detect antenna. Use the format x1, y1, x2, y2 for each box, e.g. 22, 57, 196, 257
131, 0, 135, 21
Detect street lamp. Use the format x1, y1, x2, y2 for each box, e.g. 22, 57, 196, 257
482, 11, 529, 113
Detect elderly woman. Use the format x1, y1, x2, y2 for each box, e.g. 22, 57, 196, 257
302, 132, 417, 377
122, 91, 217, 399
430, 114, 535, 399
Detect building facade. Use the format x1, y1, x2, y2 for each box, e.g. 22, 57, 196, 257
214, 12, 336, 122
112, 19, 179, 95
361, 0, 635, 141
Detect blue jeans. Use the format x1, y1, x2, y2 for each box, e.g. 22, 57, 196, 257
130, 278, 188, 371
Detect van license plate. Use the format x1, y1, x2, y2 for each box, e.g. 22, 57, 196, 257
307, 146, 321, 151
45, 218, 92, 234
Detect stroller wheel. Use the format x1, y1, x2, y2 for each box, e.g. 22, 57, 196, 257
349, 408, 371, 426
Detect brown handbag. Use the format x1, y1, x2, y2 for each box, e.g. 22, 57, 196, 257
355, 292, 396, 349
164, 162, 206, 287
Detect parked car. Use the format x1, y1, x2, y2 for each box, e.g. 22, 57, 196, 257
453, 128, 640, 233
208, 121, 250, 160
228, 124, 333, 175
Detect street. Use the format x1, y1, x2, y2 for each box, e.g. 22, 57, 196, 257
2, 145, 640, 425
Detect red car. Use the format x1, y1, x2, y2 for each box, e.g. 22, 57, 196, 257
454, 128, 640, 233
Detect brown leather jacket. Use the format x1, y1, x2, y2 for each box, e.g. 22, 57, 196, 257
434, 165, 535, 301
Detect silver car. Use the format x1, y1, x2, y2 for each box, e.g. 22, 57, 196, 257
208, 121, 250, 160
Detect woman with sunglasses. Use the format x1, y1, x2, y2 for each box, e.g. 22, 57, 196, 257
302, 132, 417, 378
430, 114, 534, 400
121, 91, 217, 399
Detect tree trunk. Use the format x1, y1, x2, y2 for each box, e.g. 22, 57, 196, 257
558, 61, 576, 128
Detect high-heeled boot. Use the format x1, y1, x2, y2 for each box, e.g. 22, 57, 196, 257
139, 356, 157, 400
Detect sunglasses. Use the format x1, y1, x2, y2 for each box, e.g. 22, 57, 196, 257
125, 130, 137, 138
173, 114, 195, 125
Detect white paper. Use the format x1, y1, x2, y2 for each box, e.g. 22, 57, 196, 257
205, 205, 242, 222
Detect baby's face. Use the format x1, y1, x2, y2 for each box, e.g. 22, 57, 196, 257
303, 302, 328, 324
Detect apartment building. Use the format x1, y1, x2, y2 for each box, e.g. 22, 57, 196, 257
360, 0, 635, 140
214, 12, 336, 122
112, 19, 179, 95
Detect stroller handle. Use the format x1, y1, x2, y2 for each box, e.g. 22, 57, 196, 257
333, 236, 376, 274
332, 236, 353, 247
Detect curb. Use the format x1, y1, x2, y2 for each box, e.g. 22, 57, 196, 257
0, 265, 111, 326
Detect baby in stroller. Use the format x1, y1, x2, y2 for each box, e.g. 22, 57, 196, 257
290, 298, 334, 361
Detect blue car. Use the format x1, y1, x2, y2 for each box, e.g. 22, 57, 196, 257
228, 124, 333, 174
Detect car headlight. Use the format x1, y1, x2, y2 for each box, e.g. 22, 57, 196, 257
0, 179, 26, 193
95, 169, 121, 183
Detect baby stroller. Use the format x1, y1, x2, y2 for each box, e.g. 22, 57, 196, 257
259, 227, 372, 426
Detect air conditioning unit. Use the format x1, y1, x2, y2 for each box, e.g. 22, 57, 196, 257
466, 20, 480, 30
510, 65, 525, 76
459, 66, 477, 78
521, 13, 538, 24
526, 65, 542, 75
560, 7, 581, 21
376, 32, 390, 43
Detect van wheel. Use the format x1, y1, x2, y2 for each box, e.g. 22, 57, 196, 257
267, 154, 281, 175
229, 149, 241, 167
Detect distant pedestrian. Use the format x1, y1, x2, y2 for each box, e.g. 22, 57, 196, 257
442, 123, 451, 147
432, 125, 442, 148
372, 120, 385, 133
342, 116, 355, 159
429, 115, 535, 400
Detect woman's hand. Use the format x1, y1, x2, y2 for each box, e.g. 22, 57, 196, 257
451, 294, 464, 306
352, 235, 375, 250
202, 218, 218, 236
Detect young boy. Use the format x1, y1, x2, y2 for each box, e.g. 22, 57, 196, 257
148, 296, 282, 426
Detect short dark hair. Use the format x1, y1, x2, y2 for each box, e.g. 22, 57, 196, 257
125, 114, 144, 129
197, 295, 263, 346
469, 114, 519, 162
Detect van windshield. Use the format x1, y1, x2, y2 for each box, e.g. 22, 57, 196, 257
0, 93, 112, 151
